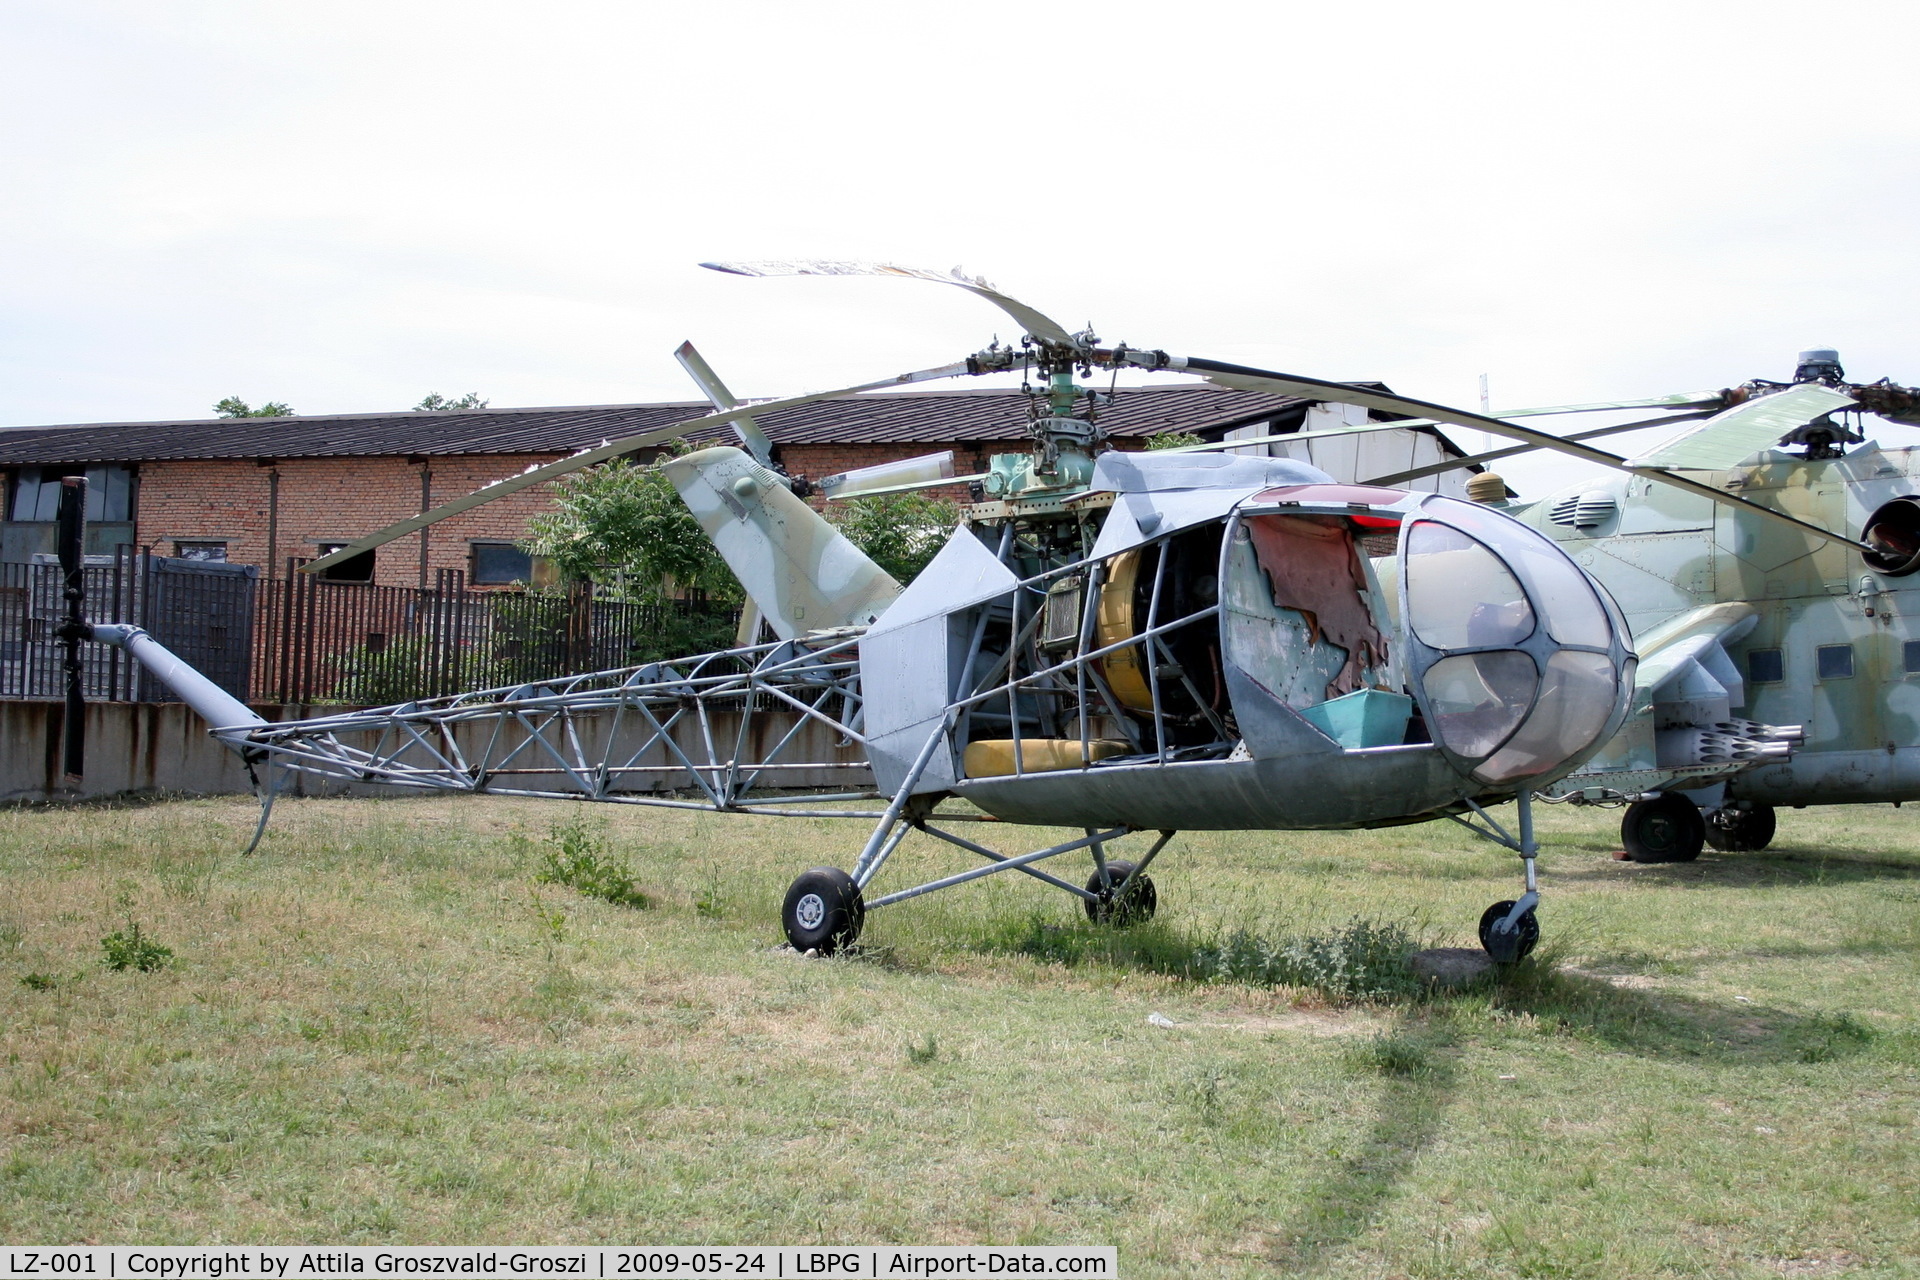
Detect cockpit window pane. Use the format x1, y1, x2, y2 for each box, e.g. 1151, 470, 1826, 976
1472, 651, 1617, 783
1421, 650, 1538, 758
1405, 521, 1535, 650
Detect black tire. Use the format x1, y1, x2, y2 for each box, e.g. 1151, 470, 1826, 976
1478, 900, 1540, 963
782, 867, 864, 954
1083, 859, 1157, 926
1621, 793, 1706, 863
1704, 803, 1777, 853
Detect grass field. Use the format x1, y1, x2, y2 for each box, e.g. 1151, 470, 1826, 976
2, 792, 1917, 1277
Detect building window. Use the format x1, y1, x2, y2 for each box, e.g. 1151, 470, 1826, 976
1817, 644, 1854, 680
315, 542, 375, 583
471, 541, 534, 585
1747, 648, 1783, 684
1906, 640, 1920, 674
8, 464, 135, 522
174, 541, 228, 562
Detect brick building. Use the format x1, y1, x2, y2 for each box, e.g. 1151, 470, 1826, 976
0, 385, 1475, 588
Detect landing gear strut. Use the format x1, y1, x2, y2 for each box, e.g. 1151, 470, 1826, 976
1083, 858, 1157, 925
1452, 789, 1543, 963
1621, 793, 1705, 862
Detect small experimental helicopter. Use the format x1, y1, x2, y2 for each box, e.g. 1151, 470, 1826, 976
48, 265, 1860, 962
1364, 348, 1920, 862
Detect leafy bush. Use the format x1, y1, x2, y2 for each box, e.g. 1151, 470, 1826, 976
828, 490, 959, 584
1190, 916, 1423, 1002
19, 973, 56, 990
533, 821, 650, 908
100, 921, 173, 972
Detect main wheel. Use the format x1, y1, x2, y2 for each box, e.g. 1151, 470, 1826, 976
1083, 859, 1157, 926
1704, 803, 1777, 852
782, 867, 865, 954
1478, 900, 1540, 963
1621, 793, 1705, 863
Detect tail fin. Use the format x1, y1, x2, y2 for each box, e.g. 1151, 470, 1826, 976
662, 446, 902, 638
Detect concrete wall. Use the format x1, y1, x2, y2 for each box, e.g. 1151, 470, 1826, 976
2, 700, 872, 803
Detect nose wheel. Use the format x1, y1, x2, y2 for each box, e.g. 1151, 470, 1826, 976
1479, 899, 1540, 963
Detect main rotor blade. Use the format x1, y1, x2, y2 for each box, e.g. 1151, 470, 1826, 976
1328, 391, 1728, 432
1165, 356, 1870, 550
1627, 383, 1858, 470
304, 359, 975, 575
1364, 410, 1716, 486
674, 341, 774, 467
700, 260, 1077, 346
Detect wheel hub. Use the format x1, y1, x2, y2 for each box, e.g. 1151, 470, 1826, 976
794, 893, 826, 930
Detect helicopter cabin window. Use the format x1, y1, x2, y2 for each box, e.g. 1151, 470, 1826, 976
315, 542, 375, 583
1748, 649, 1784, 684
1817, 644, 1854, 680
1905, 640, 1920, 674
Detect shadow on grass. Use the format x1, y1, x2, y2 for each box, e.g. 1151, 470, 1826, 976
1546, 847, 1920, 889
931, 910, 1891, 1070
1268, 1007, 1458, 1273
1473, 958, 1886, 1066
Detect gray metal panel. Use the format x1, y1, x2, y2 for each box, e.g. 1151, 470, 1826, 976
867, 526, 1015, 635
1089, 449, 1330, 494
953, 747, 1462, 830
1092, 487, 1269, 560
858, 612, 965, 795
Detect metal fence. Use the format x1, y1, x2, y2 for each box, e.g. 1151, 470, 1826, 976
2, 551, 737, 706
0, 548, 257, 702
256, 564, 735, 704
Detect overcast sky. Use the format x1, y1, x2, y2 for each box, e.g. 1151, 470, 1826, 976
4, 0, 1917, 494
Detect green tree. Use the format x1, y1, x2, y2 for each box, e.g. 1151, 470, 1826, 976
213, 396, 294, 418
1146, 430, 1204, 450
519, 448, 738, 602
827, 490, 958, 584
416, 392, 489, 411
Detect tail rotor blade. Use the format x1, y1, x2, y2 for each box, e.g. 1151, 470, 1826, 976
55, 476, 88, 781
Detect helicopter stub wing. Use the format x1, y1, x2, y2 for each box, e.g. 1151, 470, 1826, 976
660, 446, 902, 639
1548, 601, 1801, 797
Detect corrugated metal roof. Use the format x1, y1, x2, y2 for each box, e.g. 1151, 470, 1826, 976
0, 384, 1317, 464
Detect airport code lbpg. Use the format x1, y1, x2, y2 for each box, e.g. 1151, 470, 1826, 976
0, 1250, 1117, 1280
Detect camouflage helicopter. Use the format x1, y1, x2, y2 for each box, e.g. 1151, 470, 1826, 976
47, 265, 1856, 962
1366, 348, 1920, 863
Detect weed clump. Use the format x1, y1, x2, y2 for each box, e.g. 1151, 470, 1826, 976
1349, 1029, 1437, 1077
1191, 916, 1422, 1002
100, 921, 173, 972
19, 972, 56, 990
534, 821, 650, 908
